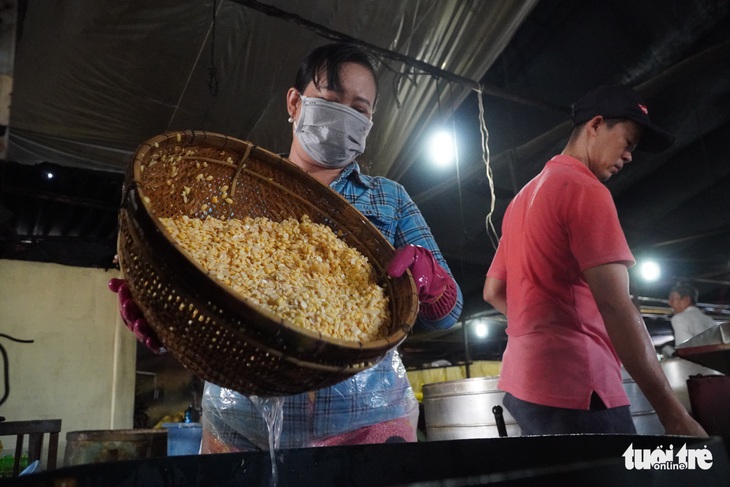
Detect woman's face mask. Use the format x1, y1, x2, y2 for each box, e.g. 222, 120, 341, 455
294, 95, 373, 169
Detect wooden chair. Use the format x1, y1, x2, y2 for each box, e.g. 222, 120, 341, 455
0, 419, 62, 477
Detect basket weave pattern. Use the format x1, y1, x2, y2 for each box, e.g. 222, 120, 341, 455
117, 131, 418, 396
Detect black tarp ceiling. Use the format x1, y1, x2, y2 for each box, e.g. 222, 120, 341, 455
6, 0, 536, 177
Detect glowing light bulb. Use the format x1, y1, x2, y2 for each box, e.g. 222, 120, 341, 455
429, 131, 455, 167
639, 260, 661, 281
474, 321, 489, 339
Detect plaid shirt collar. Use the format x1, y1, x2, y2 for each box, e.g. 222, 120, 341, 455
334, 161, 376, 189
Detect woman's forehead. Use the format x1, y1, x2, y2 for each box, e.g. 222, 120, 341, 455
313, 63, 376, 95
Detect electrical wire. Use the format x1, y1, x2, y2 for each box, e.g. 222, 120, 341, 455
475, 87, 500, 250
168, 0, 224, 128
228, 0, 566, 114
207, 0, 220, 97
0, 333, 35, 407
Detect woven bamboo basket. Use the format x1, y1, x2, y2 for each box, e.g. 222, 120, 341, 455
117, 130, 419, 396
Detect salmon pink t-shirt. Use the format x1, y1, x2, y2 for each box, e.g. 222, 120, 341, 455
488, 155, 635, 410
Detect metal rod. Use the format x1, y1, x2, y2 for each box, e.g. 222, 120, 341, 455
463, 321, 471, 378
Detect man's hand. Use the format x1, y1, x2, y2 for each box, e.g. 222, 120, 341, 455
662, 413, 709, 437
584, 263, 708, 437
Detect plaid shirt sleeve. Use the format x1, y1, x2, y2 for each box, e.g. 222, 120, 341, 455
332, 164, 463, 330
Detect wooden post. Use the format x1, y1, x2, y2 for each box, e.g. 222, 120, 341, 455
0, 1, 17, 160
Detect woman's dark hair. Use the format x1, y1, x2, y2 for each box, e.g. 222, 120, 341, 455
294, 43, 379, 106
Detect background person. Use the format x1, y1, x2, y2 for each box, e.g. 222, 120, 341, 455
661, 282, 717, 357
111, 42, 463, 451
482, 85, 707, 437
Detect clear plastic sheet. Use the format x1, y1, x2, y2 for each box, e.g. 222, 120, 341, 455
200, 350, 419, 451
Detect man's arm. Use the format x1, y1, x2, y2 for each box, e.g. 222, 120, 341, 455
483, 276, 507, 315
583, 263, 707, 436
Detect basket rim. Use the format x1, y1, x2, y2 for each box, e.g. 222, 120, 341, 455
126, 130, 418, 353
123, 185, 412, 359
128, 186, 413, 353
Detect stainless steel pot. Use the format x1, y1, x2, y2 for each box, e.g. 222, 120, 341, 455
422, 372, 669, 440
624, 358, 723, 434
620, 369, 663, 435
422, 376, 521, 440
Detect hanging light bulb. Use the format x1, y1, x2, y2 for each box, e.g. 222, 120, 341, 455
428, 130, 456, 167
474, 320, 489, 339
639, 260, 661, 282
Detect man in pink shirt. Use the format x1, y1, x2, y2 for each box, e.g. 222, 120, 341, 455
483, 85, 707, 437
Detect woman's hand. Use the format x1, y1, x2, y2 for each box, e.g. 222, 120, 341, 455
387, 245, 457, 320
108, 278, 166, 354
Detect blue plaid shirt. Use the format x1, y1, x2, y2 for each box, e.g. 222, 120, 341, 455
331, 162, 463, 331
204, 161, 463, 449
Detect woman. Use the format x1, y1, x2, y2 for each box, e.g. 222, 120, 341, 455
112, 43, 462, 450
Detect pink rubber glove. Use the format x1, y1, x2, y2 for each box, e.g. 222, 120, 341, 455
108, 278, 166, 354
387, 245, 457, 320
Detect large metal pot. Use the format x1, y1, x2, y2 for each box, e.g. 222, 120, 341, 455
620, 369, 663, 435
624, 359, 723, 434
422, 376, 520, 440
422, 373, 668, 439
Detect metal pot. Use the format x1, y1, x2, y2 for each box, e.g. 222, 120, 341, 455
422, 372, 669, 439
620, 369, 663, 435
422, 376, 521, 440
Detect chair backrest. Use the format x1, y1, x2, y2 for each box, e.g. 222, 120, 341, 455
0, 419, 62, 477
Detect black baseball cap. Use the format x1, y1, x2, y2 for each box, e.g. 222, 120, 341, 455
571, 85, 675, 153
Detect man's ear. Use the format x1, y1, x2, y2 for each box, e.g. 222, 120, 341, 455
588, 115, 604, 134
